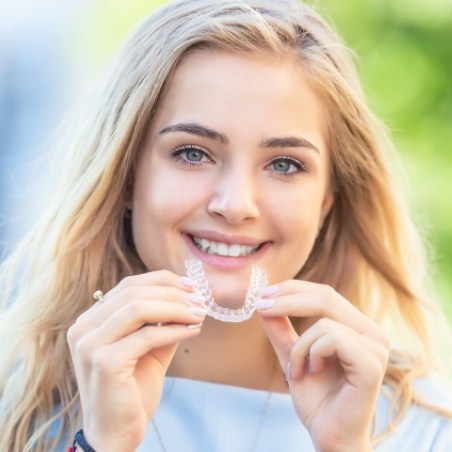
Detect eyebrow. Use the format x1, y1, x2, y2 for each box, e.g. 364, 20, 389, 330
159, 121, 319, 153
159, 122, 229, 145
260, 136, 319, 153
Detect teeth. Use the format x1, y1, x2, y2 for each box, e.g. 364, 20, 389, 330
229, 244, 240, 257
192, 236, 260, 257
217, 243, 228, 256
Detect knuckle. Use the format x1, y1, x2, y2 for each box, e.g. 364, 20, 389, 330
66, 323, 78, 345
315, 317, 333, 332
319, 284, 335, 311
66, 317, 85, 345
74, 337, 93, 361
153, 269, 177, 282
90, 347, 116, 374
118, 275, 135, 289
139, 325, 157, 345
120, 285, 139, 301
126, 299, 145, 319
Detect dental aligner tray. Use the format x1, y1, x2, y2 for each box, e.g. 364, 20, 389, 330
185, 259, 268, 323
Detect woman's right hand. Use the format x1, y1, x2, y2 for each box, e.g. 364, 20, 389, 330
67, 270, 207, 452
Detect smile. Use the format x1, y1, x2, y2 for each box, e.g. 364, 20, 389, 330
191, 235, 262, 257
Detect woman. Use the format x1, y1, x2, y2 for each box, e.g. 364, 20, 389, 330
1, 0, 451, 450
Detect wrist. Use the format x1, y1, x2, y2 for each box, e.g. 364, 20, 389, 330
70, 429, 96, 452
317, 442, 373, 452
75, 428, 139, 452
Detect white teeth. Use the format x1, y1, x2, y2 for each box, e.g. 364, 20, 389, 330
217, 243, 228, 256
192, 236, 260, 257
229, 244, 240, 257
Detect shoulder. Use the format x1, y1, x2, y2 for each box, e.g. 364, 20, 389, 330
375, 376, 452, 451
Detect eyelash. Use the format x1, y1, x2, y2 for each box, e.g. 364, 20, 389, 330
267, 155, 309, 178
170, 145, 213, 167
170, 146, 309, 176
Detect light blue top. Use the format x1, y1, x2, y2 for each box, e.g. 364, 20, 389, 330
137, 376, 452, 452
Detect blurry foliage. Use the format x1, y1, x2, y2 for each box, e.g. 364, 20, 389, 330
312, 0, 452, 320
76, 0, 452, 321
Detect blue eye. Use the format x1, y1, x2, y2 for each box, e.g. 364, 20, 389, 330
273, 160, 292, 172
171, 145, 212, 166
185, 148, 204, 162
269, 156, 308, 176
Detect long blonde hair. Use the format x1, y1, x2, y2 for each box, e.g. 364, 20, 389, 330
1, 0, 450, 450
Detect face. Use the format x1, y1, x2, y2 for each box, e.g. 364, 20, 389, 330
131, 51, 334, 307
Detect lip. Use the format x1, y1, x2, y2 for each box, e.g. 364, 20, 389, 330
186, 230, 264, 246
182, 232, 270, 269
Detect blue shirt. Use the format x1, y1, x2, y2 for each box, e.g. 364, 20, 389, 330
137, 376, 452, 451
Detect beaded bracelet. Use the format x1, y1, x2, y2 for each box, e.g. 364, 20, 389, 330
67, 429, 96, 452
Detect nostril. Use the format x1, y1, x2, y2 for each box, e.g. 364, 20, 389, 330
206, 188, 259, 223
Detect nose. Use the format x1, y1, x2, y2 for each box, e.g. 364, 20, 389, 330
207, 166, 260, 224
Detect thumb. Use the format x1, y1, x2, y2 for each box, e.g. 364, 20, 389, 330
259, 314, 298, 372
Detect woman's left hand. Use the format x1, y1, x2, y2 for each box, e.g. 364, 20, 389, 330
257, 280, 390, 452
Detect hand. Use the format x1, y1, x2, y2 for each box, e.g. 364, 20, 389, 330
67, 270, 207, 451
256, 280, 390, 452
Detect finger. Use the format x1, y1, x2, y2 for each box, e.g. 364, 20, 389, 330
257, 280, 389, 346
81, 270, 196, 323
106, 270, 196, 300
90, 301, 208, 344
289, 318, 388, 385
89, 323, 203, 370
73, 284, 204, 336
258, 315, 298, 376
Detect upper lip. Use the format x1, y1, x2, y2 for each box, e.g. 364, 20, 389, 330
184, 230, 267, 246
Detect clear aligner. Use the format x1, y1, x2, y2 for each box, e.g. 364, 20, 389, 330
184, 259, 268, 323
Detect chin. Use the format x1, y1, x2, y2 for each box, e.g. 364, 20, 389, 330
209, 285, 249, 309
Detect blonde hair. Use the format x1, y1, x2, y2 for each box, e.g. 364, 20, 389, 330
0, 0, 450, 450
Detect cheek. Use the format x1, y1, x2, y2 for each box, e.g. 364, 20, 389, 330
132, 168, 208, 232
265, 182, 326, 231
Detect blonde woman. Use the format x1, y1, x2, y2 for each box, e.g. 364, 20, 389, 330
1, 0, 451, 451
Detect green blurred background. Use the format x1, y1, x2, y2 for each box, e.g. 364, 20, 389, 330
73, 0, 451, 321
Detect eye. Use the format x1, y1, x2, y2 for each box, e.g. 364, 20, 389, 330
267, 156, 308, 176
170, 145, 213, 166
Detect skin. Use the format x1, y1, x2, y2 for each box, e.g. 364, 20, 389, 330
67, 51, 389, 451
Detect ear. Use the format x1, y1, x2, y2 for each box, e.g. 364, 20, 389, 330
319, 189, 335, 230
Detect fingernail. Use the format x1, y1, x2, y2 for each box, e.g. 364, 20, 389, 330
179, 276, 196, 287
188, 306, 209, 317
186, 293, 205, 305
254, 298, 274, 310
285, 362, 292, 382
258, 285, 279, 297
187, 322, 203, 329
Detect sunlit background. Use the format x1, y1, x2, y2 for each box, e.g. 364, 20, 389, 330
1, 0, 451, 321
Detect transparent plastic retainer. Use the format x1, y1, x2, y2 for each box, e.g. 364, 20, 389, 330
185, 259, 268, 323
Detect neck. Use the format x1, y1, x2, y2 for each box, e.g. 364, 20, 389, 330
168, 314, 288, 393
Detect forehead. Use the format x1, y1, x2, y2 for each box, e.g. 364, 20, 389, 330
150, 50, 328, 149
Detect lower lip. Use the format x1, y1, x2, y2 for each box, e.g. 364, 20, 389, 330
183, 234, 270, 269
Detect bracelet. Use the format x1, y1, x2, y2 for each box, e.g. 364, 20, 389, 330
68, 429, 96, 452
